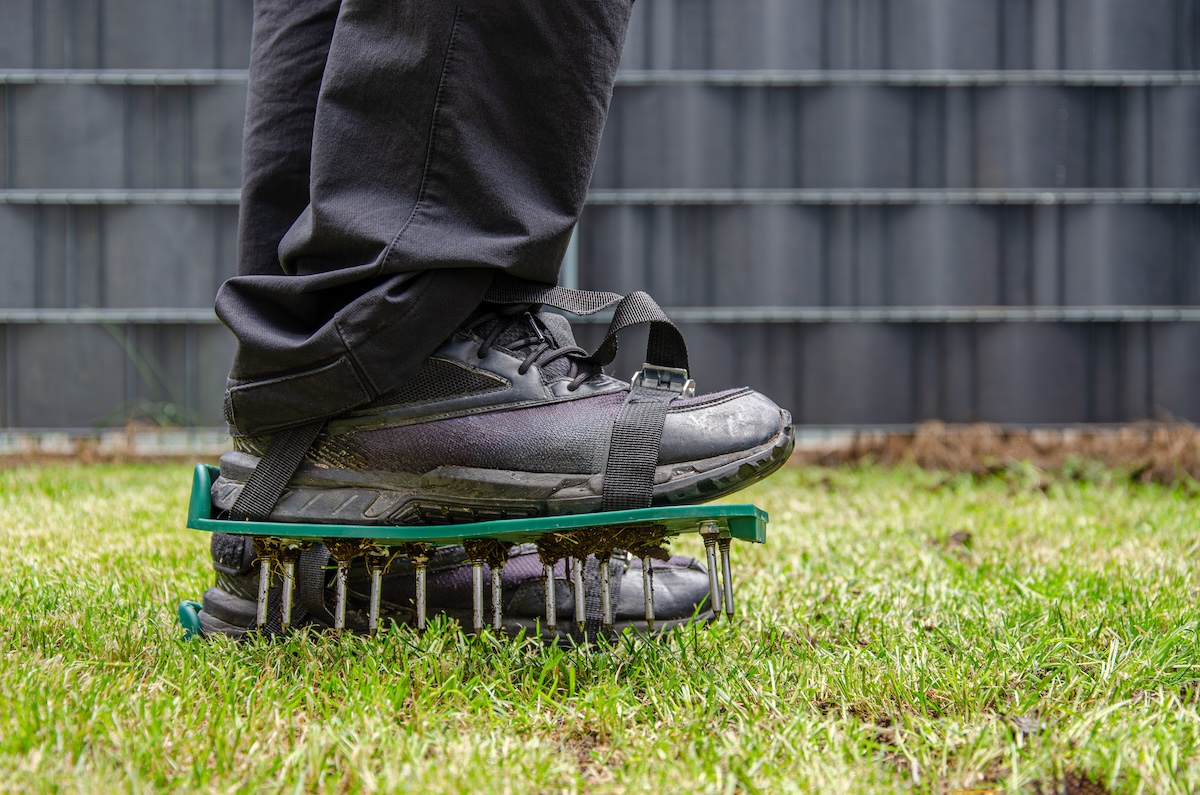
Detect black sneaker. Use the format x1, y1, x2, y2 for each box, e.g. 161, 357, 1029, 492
212, 306, 794, 525
198, 538, 717, 638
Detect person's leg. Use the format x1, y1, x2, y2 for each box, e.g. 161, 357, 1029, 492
235, 0, 338, 280
216, 0, 635, 437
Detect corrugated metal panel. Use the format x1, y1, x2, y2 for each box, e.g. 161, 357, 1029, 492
1, 0, 1199, 430
579, 204, 1200, 307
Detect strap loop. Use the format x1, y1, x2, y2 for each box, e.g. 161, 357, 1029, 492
484, 275, 689, 373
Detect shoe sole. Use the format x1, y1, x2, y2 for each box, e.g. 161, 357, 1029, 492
212, 413, 794, 526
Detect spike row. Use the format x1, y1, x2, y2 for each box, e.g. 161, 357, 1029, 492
246, 520, 739, 637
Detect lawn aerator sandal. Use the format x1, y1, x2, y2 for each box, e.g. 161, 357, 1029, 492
180, 462, 766, 639
179, 279, 782, 640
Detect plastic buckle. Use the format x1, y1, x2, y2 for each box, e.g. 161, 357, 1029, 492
631, 364, 697, 397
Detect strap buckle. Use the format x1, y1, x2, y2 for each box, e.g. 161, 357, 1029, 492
631, 364, 696, 397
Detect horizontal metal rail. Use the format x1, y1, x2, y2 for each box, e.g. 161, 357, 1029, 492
0, 190, 241, 205
2, 69, 1198, 87
617, 70, 1200, 87
5, 307, 1200, 325
4, 189, 1199, 207
0, 70, 248, 85
584, 189, 1200, 206
0, 309, 218, 323
657, 306, 1200, 324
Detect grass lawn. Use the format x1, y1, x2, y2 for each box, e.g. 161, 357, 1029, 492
1, 462, 1197, 793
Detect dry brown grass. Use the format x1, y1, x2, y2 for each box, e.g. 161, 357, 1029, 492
792, 422, 1200, 485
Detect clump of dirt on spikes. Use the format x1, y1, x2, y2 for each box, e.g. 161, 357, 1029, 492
324, 538, 375, 563
535, 524, 672, 565
463, 538, 512, 567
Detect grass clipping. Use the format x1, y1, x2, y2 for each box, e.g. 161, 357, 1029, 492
796, 421, 1200, 486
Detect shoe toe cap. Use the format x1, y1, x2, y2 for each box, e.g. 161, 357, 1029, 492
660, 388, 789, 464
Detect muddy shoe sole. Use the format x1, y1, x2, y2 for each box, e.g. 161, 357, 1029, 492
211, 416, 794, 526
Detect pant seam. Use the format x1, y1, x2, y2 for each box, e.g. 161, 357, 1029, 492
333, 270, 467, 398
380, 6, 463, 270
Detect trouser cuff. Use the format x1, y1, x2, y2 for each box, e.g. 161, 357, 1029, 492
225, 356, 372, 436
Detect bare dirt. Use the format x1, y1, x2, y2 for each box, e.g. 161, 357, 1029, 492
792, 422, 1200, 485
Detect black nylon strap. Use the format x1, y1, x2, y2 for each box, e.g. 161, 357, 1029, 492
608, 554, 625, 622
484, 275, 689, 371
297, 545, 334, 625
229, 420, 325, 521
600, 386, 675, 511
262, 565, 287, 636
488, 275, 687, 513
582, 554, 603, 638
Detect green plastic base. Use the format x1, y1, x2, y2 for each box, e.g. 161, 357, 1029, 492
177, 600, 202, 640
186, 464, 767, 545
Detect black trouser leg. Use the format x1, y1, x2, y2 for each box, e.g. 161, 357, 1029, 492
216, 0, 635, 436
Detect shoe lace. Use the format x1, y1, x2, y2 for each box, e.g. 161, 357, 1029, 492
464, 306, 600, 392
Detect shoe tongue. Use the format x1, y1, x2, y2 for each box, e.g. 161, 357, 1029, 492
476, 308, 582, 381
534, 312, 580, 380
537, 311, 577, 348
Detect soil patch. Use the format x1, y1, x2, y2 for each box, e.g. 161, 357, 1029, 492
793, 422, 1200, 485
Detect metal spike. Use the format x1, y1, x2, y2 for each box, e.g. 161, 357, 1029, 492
544, 563, 557, 635
471, 560, 485, 633
492, 565, 504, 634
700, 521, 722, 616
415, 558, 428, 632
368, 566, 383, 634
333, 560, 349, 631
641, 556, 655, 631
718, 537, 735, 618
281, 556, 296, 629
255, 543, 271, 630
363, 547, 391, 635
599, 557, 613, 634
572, 557, 586, 633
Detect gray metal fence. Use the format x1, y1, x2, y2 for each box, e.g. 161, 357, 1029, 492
2, 0, 1199, 430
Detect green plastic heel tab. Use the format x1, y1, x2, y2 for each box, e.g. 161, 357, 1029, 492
186, 463, 767, 545
188, 463, 219, 527
178, 600, 203, 640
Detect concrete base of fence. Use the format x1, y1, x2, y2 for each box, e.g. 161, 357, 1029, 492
0, 427, 231, 460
